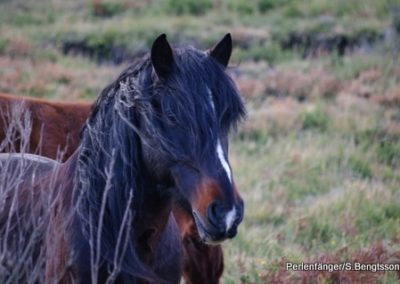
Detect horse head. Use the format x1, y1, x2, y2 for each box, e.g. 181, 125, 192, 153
137, 34, 246, 244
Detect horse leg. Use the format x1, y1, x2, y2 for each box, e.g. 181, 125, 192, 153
45, 204, 75, 284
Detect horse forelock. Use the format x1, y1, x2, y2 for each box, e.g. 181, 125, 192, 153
137, 46, 246, 162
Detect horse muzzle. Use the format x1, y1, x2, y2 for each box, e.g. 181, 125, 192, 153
192, 200, 244, 244
171, 164, 244, 243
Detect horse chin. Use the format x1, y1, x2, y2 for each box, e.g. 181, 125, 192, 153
192, 211, 227, 245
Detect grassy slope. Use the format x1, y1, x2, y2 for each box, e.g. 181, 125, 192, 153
1, 0, 400, 283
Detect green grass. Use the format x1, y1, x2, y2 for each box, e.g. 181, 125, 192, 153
228, 88, 400, 280
301, 105, 329, 131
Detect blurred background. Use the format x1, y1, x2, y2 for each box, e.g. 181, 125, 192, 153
1, 0, 400, 282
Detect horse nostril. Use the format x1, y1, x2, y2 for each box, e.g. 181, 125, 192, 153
207, 201, 224, 227
226, 226, 237, 238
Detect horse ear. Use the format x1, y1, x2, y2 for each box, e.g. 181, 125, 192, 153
151, 34, 174, 79
209, 33, 232, 68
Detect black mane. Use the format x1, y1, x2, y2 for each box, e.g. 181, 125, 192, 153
74, 45, 245, 281
75, 58, 151, 281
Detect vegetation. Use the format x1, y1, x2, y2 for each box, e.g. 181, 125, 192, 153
0, 0, 400, 283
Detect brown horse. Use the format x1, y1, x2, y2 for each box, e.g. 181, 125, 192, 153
0, 34, 243, 283
0, 92, 90, 160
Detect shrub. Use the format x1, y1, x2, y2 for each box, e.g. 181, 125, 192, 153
258, 0, 290, 13
91, 1, 125, 17
296, 218, 338, 250
377, 140, 400, 166
349, 157, 373, 179
165, 0, 213, 16
302, 106, 329, 131
234, 42, 294, 64
384, 204, 400, 219
228, 0, 256, 15
0, 37, 8, 54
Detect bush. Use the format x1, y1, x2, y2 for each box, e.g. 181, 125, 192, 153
384, 204, 400, 219
296, 218, 338, 250
11, 11, 55, 26
91, 1, 125, 17
234, 42, 294, 64
349, 157, 373, 179
0, 37, 8, 54
165, 0, 213, 16
377, 140, 400, 166
258, 0, 289, 13
228, 0, 256, 15
302, 106, 329, 131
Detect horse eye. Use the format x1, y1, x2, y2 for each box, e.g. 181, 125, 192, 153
151, 100, 162, 113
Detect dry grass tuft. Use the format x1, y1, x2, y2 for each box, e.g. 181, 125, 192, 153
241, 97, 302, 136
373, 86, 400, 107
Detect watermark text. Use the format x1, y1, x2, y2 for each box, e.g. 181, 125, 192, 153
286, 262, 400, 272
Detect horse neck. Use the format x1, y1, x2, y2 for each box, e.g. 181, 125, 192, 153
134, 182, 174, 261
73, 97, 177, 280
58, 148, 79, 203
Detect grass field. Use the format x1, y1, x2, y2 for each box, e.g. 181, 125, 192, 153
1, 0, 400, 283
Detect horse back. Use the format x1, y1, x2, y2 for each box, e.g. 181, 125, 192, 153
0, 92, 91, 160
0, 153, 61, 283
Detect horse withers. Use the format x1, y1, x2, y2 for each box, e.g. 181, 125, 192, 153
0, 33, 245, 283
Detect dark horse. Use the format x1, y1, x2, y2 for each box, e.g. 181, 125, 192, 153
0, 34, 245, 283
0, 94, 224, 283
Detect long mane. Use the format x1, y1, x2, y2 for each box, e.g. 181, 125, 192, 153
74, 58, 154, 281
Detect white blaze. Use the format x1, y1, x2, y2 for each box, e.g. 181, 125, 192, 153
209, 86, 232, 182
209, 86, 237, 231
216, 140, 231, 183
225, 207, 237, 231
